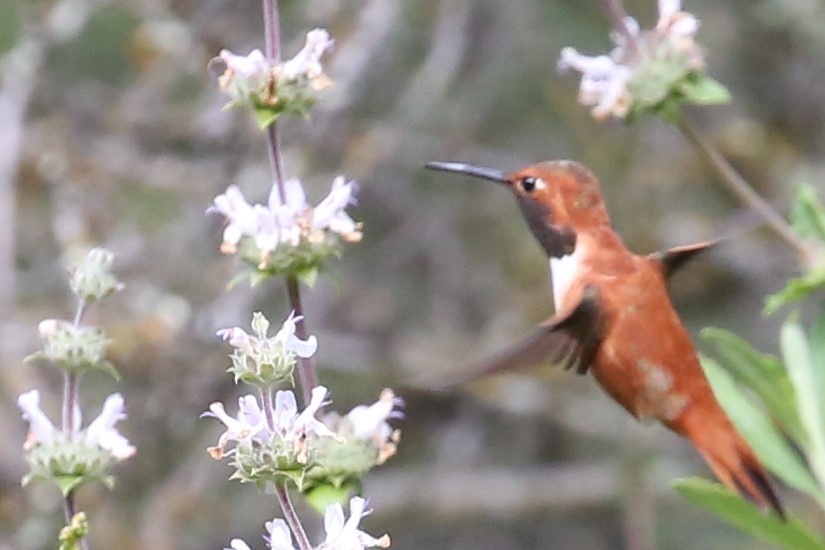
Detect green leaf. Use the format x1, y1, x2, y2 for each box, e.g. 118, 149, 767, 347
765, 270, 825, 315
812, 309, 825, 428
782, 317, 825, 492
655, 99, 683, 123
253, 106, 282, 130
249, 269, 273, 288
679, 75, 731, 105
226, 269, 252, 290
94, 360, 121, 382
675, 478, 825, 549
55, 475, 85, 496
791, 184, 825, 243
23, 351, 47, 364
295, 265, 319, 288
702, 327, 805, 443
701, 357, 824, 501
304, 482, 357, 514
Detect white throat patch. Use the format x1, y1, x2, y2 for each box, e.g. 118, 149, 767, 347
549, 243, 585, 308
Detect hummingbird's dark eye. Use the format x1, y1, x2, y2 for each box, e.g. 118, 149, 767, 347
520, 177, 537, 192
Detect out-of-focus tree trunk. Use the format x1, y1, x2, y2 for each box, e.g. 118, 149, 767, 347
0, 34, 43, 324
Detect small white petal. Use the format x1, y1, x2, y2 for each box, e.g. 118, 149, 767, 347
288, 334, 318, 358
97, 428, 136, 460
323, 503, 346, 542
313, 177, 358, 233
254, 206, 280, 253
592, 65, 632, 119
669, 13, 700, 37
82, 393, 135, 459
222, 223, 244, 247
327, 212, 357, 236
203, 402, 246, 434
219, 48, 268, 78
658, 0, 681, 21
17, 390, 56, 445
212, 186, 260, 248
269, 178, 308, 212
281, 28, 334, 79
274, 390, 299, 429
85, 393, 125, 439
266, 519, 298, 550
275, 311, 318, 357
558, 48, 616, 77
346, 396, 395, 441
37, 319, 61, 338
217, 327, 252, 348
238, 394, 265, 430
284, 179, 309, 212
624, 16, 640, 37
226, 539, 252, 550
320, 497, 390, 549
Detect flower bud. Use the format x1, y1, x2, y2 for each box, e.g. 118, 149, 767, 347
69, 248, 124, 302
29, 320, 114, 375
59, 512, 89, 550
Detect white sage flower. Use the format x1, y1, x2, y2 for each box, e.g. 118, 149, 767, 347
319, 497, 391, 550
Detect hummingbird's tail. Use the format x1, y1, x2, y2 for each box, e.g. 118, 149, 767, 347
680, 409, 785, 520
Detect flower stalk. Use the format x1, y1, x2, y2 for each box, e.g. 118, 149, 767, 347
675, 115, 814, 265
19, 249, 127, 550
262, 0, 287, 203
260, 0, 318, 408
287, 276, 318, 405
275, 482, 312, 550
261, 388, 278, 434
63, 297, 88, 550
209, 3, 397, 547
263, 0, 316, 408
62, 298, 87, 437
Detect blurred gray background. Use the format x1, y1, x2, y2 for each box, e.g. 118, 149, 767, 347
1, 0, 824, 548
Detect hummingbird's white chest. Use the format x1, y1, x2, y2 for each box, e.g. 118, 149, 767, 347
549, 241, 587, 309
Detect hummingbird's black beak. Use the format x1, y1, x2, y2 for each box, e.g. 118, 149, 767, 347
425, 161, 508, 184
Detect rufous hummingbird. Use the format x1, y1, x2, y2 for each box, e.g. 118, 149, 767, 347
426, 159, 784, 518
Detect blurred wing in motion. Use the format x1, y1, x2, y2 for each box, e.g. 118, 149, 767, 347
449, 285, 605, 384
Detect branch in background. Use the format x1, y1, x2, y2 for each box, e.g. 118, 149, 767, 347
0, 0, 114, 342
0, 34, 44, 323
677, 116, 814, 266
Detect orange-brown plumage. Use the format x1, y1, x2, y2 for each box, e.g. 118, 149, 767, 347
427, 159, 784, 518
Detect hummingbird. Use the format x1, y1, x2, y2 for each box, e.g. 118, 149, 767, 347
426, 159, 784, 518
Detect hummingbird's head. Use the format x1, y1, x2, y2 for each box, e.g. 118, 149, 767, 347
426, 159, 611, 257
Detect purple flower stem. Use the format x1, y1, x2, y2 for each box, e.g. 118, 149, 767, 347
287, 276, 318, 406
275, 481, 313, 550
260, 388, 277, 434
62, 297, 89, 549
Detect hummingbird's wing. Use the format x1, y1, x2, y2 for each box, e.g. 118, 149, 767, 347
463, 285, 605, 379
648, 240, 717, 280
